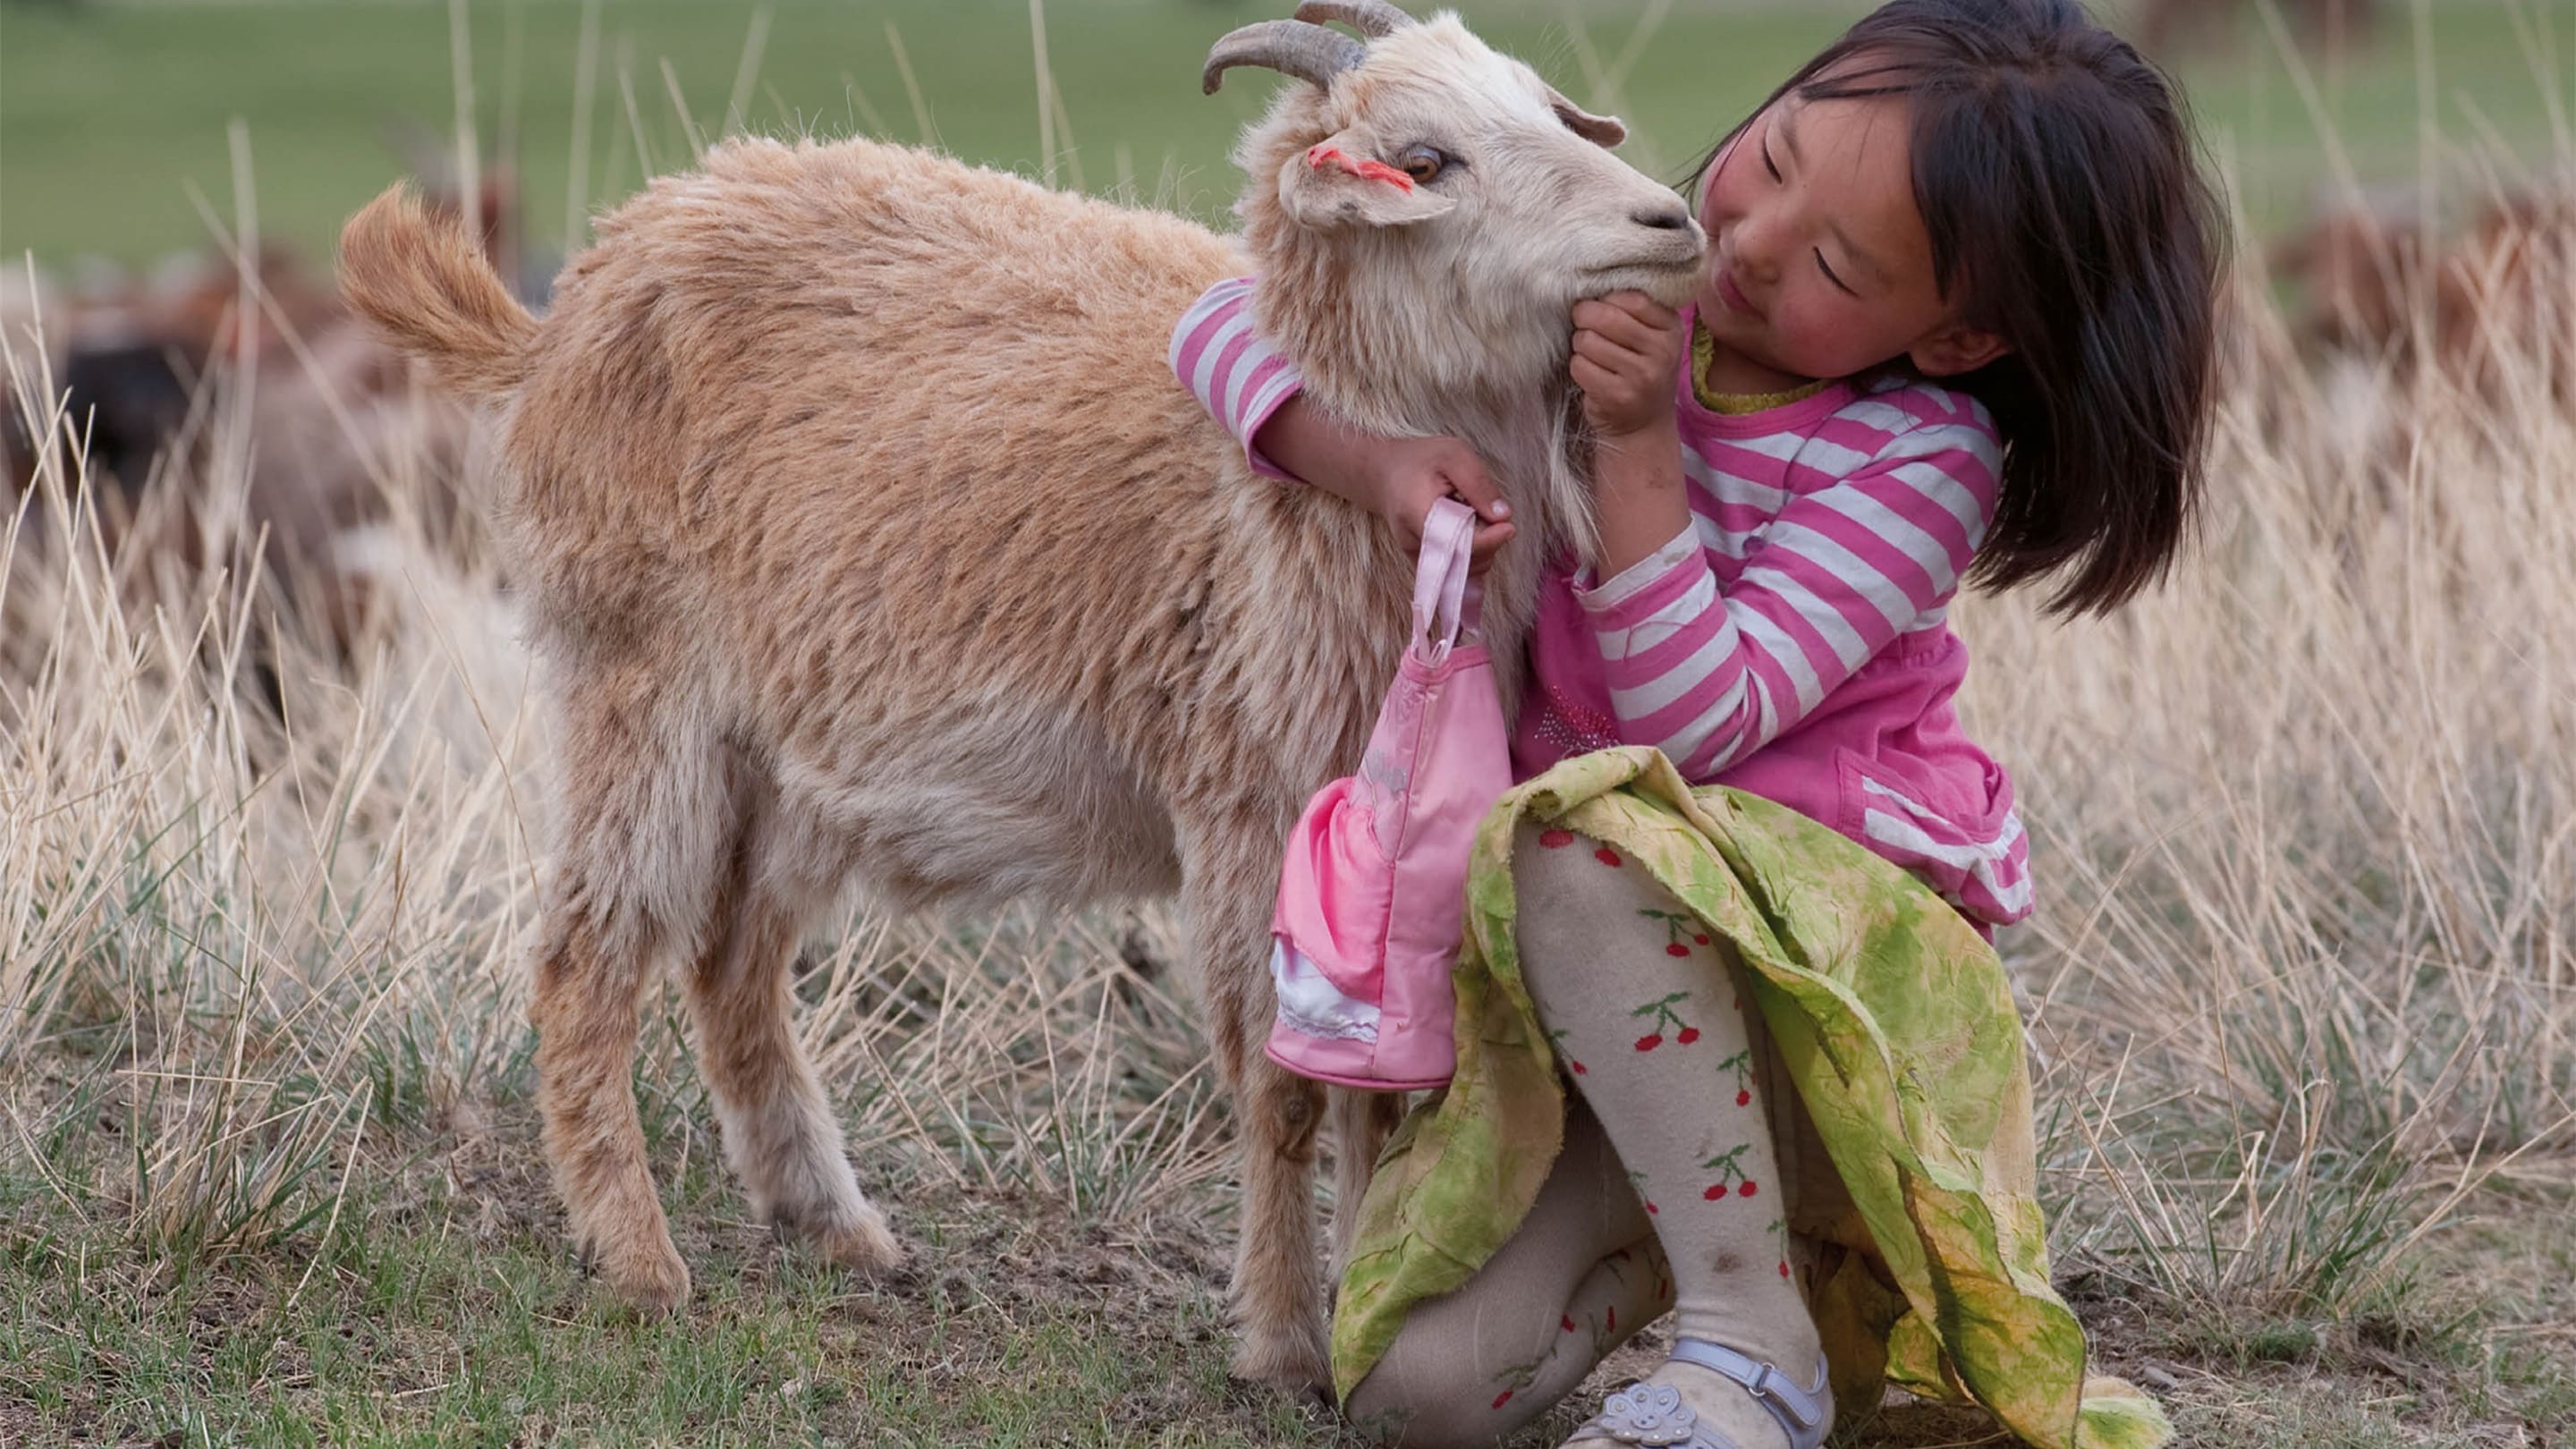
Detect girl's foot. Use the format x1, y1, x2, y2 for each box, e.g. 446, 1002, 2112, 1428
1565, 1339, 1830, 1449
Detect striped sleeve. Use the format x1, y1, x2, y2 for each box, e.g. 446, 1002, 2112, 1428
1580, 408, 2004, 782
1167, 276, 1309, 481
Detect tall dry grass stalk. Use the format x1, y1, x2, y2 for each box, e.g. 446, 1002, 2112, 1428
0, 171, 2568, 1323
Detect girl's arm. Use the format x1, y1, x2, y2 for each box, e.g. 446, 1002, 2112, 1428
1169, 278, 1515, 564
1170, 278, 1309, 480
1570, 295, 2001, 780
1587, 419, 1694, 583
1587, 421, 2001, 778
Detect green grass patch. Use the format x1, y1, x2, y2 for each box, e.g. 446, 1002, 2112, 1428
0, 1109, 1360, 1448
4, 1088, 2565, 1447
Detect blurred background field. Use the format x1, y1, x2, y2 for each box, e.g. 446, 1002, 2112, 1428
3, 1, 2573, 1447
7, 0, 2576, 267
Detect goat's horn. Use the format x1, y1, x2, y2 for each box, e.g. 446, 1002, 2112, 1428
1292, 0, 1417, 38
1202, 20, 1368, 96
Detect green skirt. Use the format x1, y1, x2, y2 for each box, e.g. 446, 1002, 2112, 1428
1332, 747, 2169, 1449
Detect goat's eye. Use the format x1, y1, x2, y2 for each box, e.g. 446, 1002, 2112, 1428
1396, 145, 1450, 184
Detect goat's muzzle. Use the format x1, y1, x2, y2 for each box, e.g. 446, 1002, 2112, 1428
1583, 222, 1707, 309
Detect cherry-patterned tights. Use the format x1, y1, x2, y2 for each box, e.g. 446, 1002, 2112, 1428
1343, 821, 1830, 1449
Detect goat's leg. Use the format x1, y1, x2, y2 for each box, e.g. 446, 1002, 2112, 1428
682, 866, 902, 1276
1326, 1086, 1405, 1272
1232, 1053, 1333, 1391
1184, 833, 1333, 1394
531, 687, 736, 1314
533, 903, 693, 1312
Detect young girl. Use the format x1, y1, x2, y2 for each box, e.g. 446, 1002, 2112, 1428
1171, 0, 2217, 1443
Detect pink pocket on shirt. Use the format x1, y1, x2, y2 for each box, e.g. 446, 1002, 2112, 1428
1834, 748, 2030, 926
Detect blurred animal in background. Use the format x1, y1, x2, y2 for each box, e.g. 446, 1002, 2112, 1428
2253, 184, 2576, 550
2131, 0, 2376, 59
2271, 185, 2576, 390
12, 245, 345, 496
3, 156, 536, 670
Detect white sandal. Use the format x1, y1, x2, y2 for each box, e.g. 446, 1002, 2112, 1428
1576, 1338, 1831, 1449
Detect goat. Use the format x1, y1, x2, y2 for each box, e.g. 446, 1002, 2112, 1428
338, 0, 1699, 1390
2274, 188, 2576, 391
2132, 0, 2375, 59
7, 171, 519, 572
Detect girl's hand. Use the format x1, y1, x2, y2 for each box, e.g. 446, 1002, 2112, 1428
1250, 397, 1517, 572
1364, 435, 1516, 569
1572, 292, 1685, 439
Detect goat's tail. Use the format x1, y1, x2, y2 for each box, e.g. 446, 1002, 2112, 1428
338, 184, 537, 402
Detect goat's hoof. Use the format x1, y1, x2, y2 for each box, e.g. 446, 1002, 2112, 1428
775, 1198, 907, 1279
815, 1208, 907, 1279
590, 1231, 692, 1316
1229, 1326, 1333, 1402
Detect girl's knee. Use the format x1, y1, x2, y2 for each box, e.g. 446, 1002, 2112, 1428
1344, 1295, 1560, 1449
1343, 1368, 1518, 1449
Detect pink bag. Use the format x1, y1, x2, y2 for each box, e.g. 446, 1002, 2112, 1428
1265, 498, 1513, 1090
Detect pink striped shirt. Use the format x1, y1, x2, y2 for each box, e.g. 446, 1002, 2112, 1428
1172, 279, 2031, 927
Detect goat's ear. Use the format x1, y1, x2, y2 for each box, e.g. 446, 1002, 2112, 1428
1277, 133, 1457, 230
1546, 89, 1628, 149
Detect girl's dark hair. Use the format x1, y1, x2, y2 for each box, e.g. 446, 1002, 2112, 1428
1695, 0, 2224, 615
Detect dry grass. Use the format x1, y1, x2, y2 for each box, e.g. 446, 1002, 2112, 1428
4, 129, 2573, 1449
1969, 258, 2576, 1324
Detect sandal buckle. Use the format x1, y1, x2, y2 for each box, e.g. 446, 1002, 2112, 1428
1747, 1359, 1822, 1431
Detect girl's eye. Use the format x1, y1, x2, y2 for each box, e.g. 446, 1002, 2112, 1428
1816, 250, 1858, 296
1397, 145, 1450, 183
1761, 139, 1782, 182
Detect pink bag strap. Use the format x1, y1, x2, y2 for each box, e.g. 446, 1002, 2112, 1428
1412, 497, 1479, 661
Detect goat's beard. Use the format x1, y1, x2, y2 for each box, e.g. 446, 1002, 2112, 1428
1547, 384, 1605, 569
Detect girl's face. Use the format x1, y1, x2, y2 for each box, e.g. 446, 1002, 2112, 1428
1695, 87, 2004, 390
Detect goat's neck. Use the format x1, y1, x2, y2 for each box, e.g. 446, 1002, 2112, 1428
1246, 264, 1600, 726
1245, 262, 1599, 576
